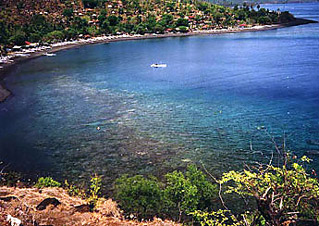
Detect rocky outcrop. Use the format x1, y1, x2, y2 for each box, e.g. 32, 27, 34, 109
36, 198, 61, 210
0, 186, 181, 226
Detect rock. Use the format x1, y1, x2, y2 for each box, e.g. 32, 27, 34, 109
0, 196, 18, 202
36, 198, 61, 210
74, 204, 91, 213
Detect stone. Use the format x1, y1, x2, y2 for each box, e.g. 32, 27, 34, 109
0, 196, 18, 202
74, 204, 91, 213
36, 198, 61, 210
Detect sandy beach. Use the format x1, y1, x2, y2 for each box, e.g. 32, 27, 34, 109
0, 18, 316, 102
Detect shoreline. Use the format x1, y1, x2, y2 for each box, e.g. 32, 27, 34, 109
0, 17, 316, 102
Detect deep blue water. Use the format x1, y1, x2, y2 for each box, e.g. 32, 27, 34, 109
0, 3, 319, 186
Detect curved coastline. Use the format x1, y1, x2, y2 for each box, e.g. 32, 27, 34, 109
0, 17, 316, 103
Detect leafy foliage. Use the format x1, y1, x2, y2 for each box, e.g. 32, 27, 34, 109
64, 180, 86, 198
191, 209, 244, 226
164, 170, 199, 220
220, 155, 319, 225
87, 174, 102, 210
0, 0, 296, 47
34, 177, 61, 188
114, 175, 162, 219
114, 165, 218, 221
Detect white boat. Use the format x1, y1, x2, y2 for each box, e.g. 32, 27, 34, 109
151, 63, 167, 68
45, 53, 56, 57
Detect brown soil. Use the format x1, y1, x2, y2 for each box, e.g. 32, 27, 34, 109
0, 186, 180, 226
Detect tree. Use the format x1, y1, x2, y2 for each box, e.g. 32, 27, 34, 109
175, 18, 189, 27
43, 30, 65, 42
257, 4, 260, 11
107, 15, 119, 26
164, 170, 198, 221
257, 16, 271, 25
63, 8, 74, 18
71, 17, 88, 34
220, 155, 319, 225
186, 165, 218, 211
8, 29, 26, 45
160, 14, 174, 27
83, 0, 98, 8
0, 20, 8, 44
114, 175, 163, 220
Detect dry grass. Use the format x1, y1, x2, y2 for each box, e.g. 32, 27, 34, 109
0, 186, 180, 226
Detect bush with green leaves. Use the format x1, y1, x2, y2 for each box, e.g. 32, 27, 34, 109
87, 174, 102, 210
43, 30, 65, 43
164, 170, 198, 221
209, 155, 319, 226
164, 165, 218, 221
191, 209, 244, 226
114, 165, 218, 221
34, 177, 61, 188
114, 175, 163, 220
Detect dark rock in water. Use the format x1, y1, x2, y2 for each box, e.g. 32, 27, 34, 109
304, 150, 319, 156
306, 139, 319, 146
75, 204, 92, 213
36, 197, 61, 210
0, 196, 18, 201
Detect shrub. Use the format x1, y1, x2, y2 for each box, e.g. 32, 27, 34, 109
8, 30, 26, 45
87, 174, 102, 210
164, 165, 219, 221
186, 165, 218, 210
164, 170, 198, 221
64, 180, 86, 198
114, 166, 218, 221
178, 26, 188, 33
43, 30, 65, 42
191, 209, 244, 226
63, 8, 74, 18
34, 177, 61, 188
220, 155, 319, 225
114, 175, 163, 220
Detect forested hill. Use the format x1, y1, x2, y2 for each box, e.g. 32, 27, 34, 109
210, 0, 318, 5
0, 0, 295, 48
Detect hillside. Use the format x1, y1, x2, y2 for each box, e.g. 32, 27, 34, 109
0, 0, 296, 51
0, 186, 180, 226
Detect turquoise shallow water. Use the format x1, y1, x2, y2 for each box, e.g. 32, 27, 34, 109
0, 3, 319, 189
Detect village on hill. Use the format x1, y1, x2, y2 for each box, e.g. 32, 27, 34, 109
0, 0, 293, 52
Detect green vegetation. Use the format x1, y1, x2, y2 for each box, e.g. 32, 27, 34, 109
114, 165, 218, 221
0, 0, 296, 54
191, 209, 244, 226
219, 155, 319, 225
34, 177, 61, 188
87, 174, 102, 210
34, 175, 102, 211
115, 175, 163, 219
114, 154, 319, 225
1, 148, 318, 225
64, 180, 86, 198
